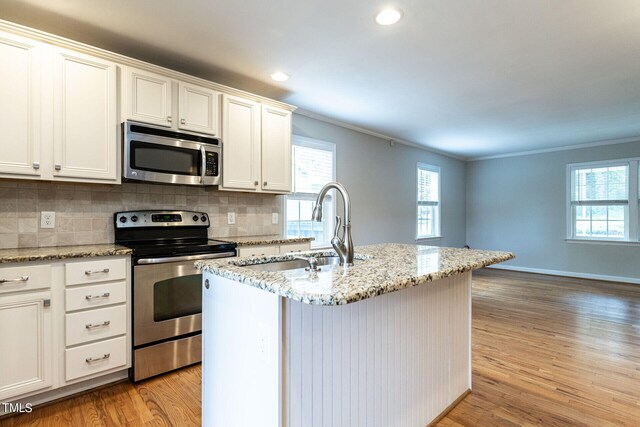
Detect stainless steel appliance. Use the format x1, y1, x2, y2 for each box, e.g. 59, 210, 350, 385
115, 210, 236, 381
122, 121, 221, 186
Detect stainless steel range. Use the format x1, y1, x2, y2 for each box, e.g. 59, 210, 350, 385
114, 210, 236, 381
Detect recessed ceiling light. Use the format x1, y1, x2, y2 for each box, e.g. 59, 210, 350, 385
375, 7, 403, 26
270, 72, 289, 82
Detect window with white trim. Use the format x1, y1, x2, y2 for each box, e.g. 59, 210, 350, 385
416, 163, 441, 239
567, 159, 640, 242
286, 136, 336, 248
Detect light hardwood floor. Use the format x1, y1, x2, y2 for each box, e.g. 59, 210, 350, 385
2, 269, 639, 426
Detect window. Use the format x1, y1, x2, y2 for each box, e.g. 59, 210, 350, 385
286, 136, 336, 248
567, 159, 640, 242
416, 163, 441, 239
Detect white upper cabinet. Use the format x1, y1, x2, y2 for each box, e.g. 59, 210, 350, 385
0, 22, 294, 187
124, 67, 220, 136
0, 32, 41, 179
125, 67, 173, 127
261, 105, 292, 193
222, 94, 261, 191
178, 81, 220, 136
53, 49, 118, 182
221, 98, 293, 194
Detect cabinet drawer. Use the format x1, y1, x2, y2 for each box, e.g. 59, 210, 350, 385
237, 245, 278, 258
65, 280, 126, 312
65, 258, 127, 286
65, 336, 127, 381
65, 305, 126, 347
279, 242, 311, 254
0, 264, 51, 295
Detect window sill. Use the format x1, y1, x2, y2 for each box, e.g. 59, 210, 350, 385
416, 236, 442, 242
565, 238, 640, 247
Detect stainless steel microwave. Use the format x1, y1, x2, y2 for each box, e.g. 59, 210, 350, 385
122, 121, 221, 186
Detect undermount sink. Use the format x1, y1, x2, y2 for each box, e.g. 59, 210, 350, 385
241, 256, 361, 272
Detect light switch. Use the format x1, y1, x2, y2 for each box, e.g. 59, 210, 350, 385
272, 213, 279, 225
227, 212, 236, 225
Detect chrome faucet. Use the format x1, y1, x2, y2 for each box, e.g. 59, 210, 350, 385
312, 182, 354, 266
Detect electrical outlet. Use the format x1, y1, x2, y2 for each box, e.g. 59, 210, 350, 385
40, 211, 55, 229
227, 212, 236, 225
272, 213, 279, 225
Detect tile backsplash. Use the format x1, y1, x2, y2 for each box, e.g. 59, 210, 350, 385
0, 180, 283, 249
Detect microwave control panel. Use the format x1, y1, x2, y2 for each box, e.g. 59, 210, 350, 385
205, 152, 218, 176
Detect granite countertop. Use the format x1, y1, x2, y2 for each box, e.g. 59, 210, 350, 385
196, 243, 514, 305
0, 244, 133, 264
226, 235, 314, 247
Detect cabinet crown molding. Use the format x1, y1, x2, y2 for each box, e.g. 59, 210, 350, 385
0, 19, 296, 112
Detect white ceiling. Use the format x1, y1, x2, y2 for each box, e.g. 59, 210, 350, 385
2, 0, 640, 159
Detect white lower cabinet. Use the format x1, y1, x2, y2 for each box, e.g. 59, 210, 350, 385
65, 305, 127, 347
65, 336, 127, 382
0, 289, 53, 401
0, 255, 130, 404
63, 257, 129, 383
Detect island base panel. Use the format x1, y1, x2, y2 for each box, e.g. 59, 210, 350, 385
203, 271, 471, 427
284, 272, 471, 427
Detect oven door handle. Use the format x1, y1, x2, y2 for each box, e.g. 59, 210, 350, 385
136, 252, 236, 265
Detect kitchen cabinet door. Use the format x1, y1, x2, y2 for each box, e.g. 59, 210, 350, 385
178, 82, 220, 136
0, 290, 53, 401
52, 49, 118, 183
0, 31, 41, 179
221, 94, 261, 191
126, 67, 173, 127
261, 105, 292, 193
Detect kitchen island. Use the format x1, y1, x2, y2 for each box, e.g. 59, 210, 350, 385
197, 243, 514, 427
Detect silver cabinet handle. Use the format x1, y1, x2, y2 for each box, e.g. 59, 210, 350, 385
180, 118, 186, 124
200, 146, 206, 184
33, 162, 40, 170
85, 353, 110, 364
85, 292, 110, 300
167, 116, 172, 123
85, 268, 109, 275
54, 164, 61, 171
0, 276, 28, 284
85, 320, 110, 330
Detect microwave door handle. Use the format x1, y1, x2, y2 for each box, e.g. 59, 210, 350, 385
200, 146, 206, 184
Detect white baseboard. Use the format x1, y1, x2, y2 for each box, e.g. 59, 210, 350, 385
486, 264, 640, 285
0, 370, 129, 416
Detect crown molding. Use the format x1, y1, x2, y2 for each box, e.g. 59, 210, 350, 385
0, 18, 296, 111
470, 135, 640, 161
294, 109, 467, 161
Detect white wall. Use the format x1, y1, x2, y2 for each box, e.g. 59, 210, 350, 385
466, 141, 640, 281
293, 114, 467, 248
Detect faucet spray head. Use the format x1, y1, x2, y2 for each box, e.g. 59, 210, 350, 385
312, 204, 323, 221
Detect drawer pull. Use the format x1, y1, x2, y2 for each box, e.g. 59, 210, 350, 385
0, 276, 28, 284
85, 353, 110, 364
85, 268, 110, 275
85, 320, 111, 330
85, 292, 110, 301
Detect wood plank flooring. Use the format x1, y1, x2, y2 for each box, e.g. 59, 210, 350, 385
2, 269, 640, 426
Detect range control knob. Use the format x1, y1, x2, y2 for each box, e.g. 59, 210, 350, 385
192, 215, 199, 222
119, 216, 127, 223
131, 215, 138, 223
201, 215, 207, 222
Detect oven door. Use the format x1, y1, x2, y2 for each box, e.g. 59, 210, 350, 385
123, 125, 220, 186
132, 252, 233, 346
